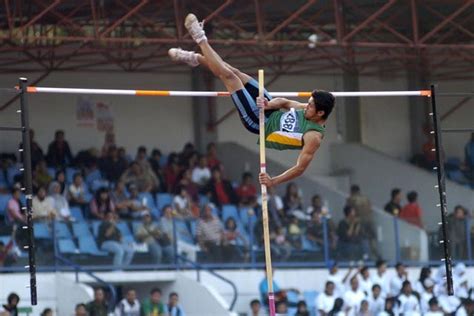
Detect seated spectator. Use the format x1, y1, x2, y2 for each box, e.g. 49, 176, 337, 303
100, 131, 115, 158
32, 186, 57, 221
259, 269, 299, 308
287, 215, 302, 249
135, 146, 151, 172
111, 181, 132, 218
148, 149, 167, 192
90, 187, 115, 220
141, 288, 165, 316
384, 188, 402, 216
337, 206, 365, 261
158, 205, 176, 252
99, 145, 128, 184
167, 292, 186, 316
206, 142, 221, 169
420, 279, 436, 313
465, 133, 474, 181
98, 211, 134, 267
400, 191, 423, 228
164, 153, 181, 193
236, 172, 257, 207
173, 186, 195, 218
135, 212, 173, 264
128, 184, 150, 218
74, 303, 87, 316
358, 266, 373, 296
184, 151, 199, 170
306, 211, 337, 251
328, 298, 344, 316
283, 182, 303, 219
368, 284, 384, 316
222, 217, 247, 262
316, 281, 338, 316
397, 281, 420, 314
177, 169, 199, 203
327, 261, 353, 298
68, 173, 89, 210
192, 155, 211, 189
0, 227, 16, 267
196, 203, 224, 262
447, 205, 467, 259
40, 308, 53, 316
48, 181, 73, 221
414, 266, 432, 295
46, 129, 73, 168
272, 226, 292, 261
380, 297, 397, 316
358, 300, 370, 316
86, 288, 108, 316
295, 300, 309, 316
343, 276, 366, 316
6, 187, 26, 224
178, 143, 196, 168
248, 299, 263, 316
120, 161, 158, 193
33, 160, 52, 190
0, 293, 20, 316
54, 169, 67, 196
371, 260, 390, 297
118, 147, 132, 164
19, 129, 44, 169
205, 167, 238, 208
306, 194, 329, 217
266, 186, 285, 227
389, 262, 408, 297
424, 297, 443, 316
115, 288, 140, 316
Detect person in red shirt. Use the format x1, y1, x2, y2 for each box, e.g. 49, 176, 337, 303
206, 168, 238, 208
400, 191, 423, 228
206, 143, 221, 170
236, 172, 257, 207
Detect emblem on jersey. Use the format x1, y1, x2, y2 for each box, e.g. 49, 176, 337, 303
280, 109, 299, 132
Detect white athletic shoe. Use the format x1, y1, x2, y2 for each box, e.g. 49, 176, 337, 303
168, 48, 200, 67
184, 13, 207, 44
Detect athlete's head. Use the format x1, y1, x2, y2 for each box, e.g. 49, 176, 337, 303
304, 90, 335, 121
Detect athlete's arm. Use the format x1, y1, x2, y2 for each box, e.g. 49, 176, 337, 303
259, 131, 322, 187
258, 97, 306, 111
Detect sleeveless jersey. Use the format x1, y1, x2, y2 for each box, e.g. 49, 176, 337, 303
263, 108, 325, 150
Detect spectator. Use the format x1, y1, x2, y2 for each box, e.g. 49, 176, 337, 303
184, 151, 199, 170
19, 129, 44, 169
192, 155, 211, 188
176, 169, 199, 203
222, 217, 247, 262
40, 308, 53, 316
114, 288, 140, 316
54, 169, 67, 196
306, 211, 337, 251
99, 146, 128, 184
306, 194, 329, 217
164, 153, 181, 193
456, 298, 474, 316
68, 173, 89, 210
6, 187, 26, 224
358, 300, 370, 316
367, 284, 384, 316
371, 260, 390, 296
465, 133, 474, 181
98, 211, 135, 267
287, 215, 302, 249
111, 181, 132, 218
275, 301, 288, 315
173, 186, 194, 218
346, 185, 379, 260
206, 142, 221, 169
343, 276, 366, 316
86, 288, 108, 316
178, 143, 196, 168
120, 161, 158, 193
127, 184, 150, 218
266, 186, 285, 227
148, 149, 167, 192
100, 131, 115, 158
424, 297, 443, 316
258, 270, 295, 309
118, 147, 132, 164
135, 146, 151, 172
32, 186, 57, 221
140, 288, 166, 316
158, 205, 176, 254
389, 262, 408, 297
316, 281, 337, 316
384, 188, 402, 216
400, 191, 423, 228
327, 262, 353, 298
236, 172, 257, 207
380, 297, 396, 316
295, 300, 309, 316
196, 203, 224, 262
0, 226, 16, 267
135, 212, 173, 264
272, 226, 292, 261
283, 182, 303, 219
420, 278, 436, 313
414, 266, 432, 294
337, 206, 365, 261
74, 303, 88, 316
358, 266, 373, 295
0, 293, 19, 316
33, 160, 52, 190
447, 205, 468, 259
205, 168, 238, 208
167, 292, 186, 316
90, 187, 115, 220
46, 130, 73, 167
328, 297, 344, 316
248, 299, 263, 316
397, 281, 420, 314
48, 181, 73, 221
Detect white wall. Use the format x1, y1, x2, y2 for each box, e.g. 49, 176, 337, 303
0, 71, 194, 157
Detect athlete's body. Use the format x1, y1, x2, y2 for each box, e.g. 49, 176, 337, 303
169, 14, 335, 188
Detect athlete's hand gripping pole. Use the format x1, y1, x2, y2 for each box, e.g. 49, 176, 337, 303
258, 69, 276, 316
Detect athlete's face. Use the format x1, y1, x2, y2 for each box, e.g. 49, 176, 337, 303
304, 97, 325, 120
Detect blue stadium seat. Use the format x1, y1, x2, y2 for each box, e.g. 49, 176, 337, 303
7, 166, 20, 185
47, 167, 56, 178
156, 193, 172, 210
240, 207, 257, 232
302, 235, 321, 252
222, 204, 242, 228
78, 236, 108, 256
0, 194, 11, 216
189, 219, 197, 238
138, 192, 159, 218
70, 207, 84, 221
72, 222, 92, 237
287, 290, 299, 305
58, 238, 78, 254
198, 194, 209, 207
91, 220, 101, 237
54, 222, 72, 239
116, 221, 133, 238
34, 222, 52, 239
131, 221, 142, 235
174, 219, 194, 244
0, 173, 8, 189
66, 167, 79, 184
304, 290, 318, 316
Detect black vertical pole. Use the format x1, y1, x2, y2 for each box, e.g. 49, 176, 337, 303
19, 78, 37, 305
430, 84, 453, 295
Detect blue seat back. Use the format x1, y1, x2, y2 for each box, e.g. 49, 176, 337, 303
58, 238, 77, 254
34, 222, 52, 239
156, 193, 172, 210
0, 194, 11, 216
54, 222, 72, 239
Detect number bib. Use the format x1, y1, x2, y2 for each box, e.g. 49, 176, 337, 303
280, 108, 300, 133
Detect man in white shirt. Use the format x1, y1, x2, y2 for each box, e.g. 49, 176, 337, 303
371, 260, 390, 296
343, 276, 366, 316
367, 284, 385, 315
358, 266, 373, 295
420, 278, 436, 313
32, 186, 58, 221
114, 289, 140, 316
397, 281, 421, 315
425, 297, 444, 316
389, 262, 408, 297
192, 155, 211, 187
327, 262, 352, 298
316, 281, 338, 315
